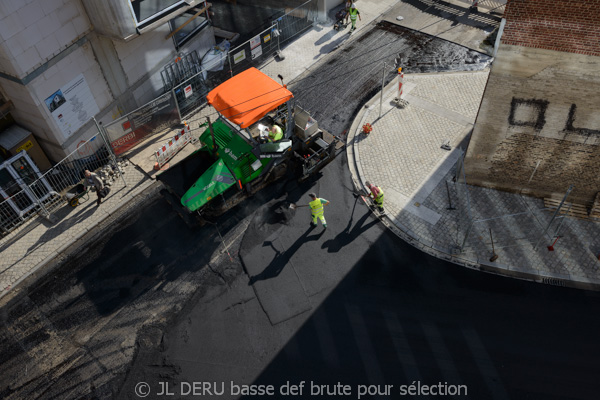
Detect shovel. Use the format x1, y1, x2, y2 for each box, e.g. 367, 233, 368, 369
289, 203, 309, 210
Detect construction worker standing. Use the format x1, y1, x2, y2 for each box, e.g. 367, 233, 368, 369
309, 193, 329, 229
348, 4, 361, 32
365, 181, 384, 212
268, 124, 283, 142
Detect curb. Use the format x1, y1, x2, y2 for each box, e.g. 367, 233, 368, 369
345, 73, 600, 292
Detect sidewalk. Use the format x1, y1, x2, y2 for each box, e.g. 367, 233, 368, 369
346, 69, 600, 290
0, 162, 160, 303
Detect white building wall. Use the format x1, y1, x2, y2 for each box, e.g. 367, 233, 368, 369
1, 0, 217, 160
0, 0, 91, 79
0, 78, 57, 145
112, 23, 180, 105
114, 24, 176, 87
1, 42, 113, 161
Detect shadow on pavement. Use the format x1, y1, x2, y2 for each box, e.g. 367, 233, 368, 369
248, 227, 326, 284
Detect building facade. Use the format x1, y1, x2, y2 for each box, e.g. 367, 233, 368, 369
464, 0, 600, 204
0, 0, 215, 162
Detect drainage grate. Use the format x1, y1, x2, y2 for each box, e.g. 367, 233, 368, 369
542, 277, 566, 287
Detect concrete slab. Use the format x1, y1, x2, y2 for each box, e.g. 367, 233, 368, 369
242, 230, 312, 325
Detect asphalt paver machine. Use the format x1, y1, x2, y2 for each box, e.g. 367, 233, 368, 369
158, 67, 342, 225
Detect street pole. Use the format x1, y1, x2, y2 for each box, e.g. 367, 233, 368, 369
534, 184, 574, 250
379, 62, 386, 119
173, 87, 183, 123
207, 116, 217, 154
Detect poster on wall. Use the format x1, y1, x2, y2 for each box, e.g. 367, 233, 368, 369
44, 74, 100, 139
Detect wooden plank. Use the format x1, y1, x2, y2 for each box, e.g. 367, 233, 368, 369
165, 3, 211, 40
543, 198, 593, 220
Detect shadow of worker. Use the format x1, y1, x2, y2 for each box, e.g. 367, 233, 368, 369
321, 195, 379, 253
248, 227, 325, 284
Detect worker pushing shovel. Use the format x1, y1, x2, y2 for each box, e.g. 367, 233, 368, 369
365, 181, 385, 214
289, 193, 330, 229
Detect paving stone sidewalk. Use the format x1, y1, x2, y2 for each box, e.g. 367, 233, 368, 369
0, 163, 157, 301
347, 70, 600, 290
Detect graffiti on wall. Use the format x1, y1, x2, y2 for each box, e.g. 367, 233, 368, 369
508, 97, 600, 136
508, 98, 549, 130
564, 104, 600, 136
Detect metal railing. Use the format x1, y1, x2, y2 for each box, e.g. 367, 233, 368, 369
274, 0, 318, 45
0, 125, 120, 237
453, 150, 577, 257
171, 0, 319, 120
103, 92, 180, 156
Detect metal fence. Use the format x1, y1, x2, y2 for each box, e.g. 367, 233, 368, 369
274, 0, 319, 45
453, 150, 575, 257
103, 92, 180, 156
172, 0, 319, 119
0, 123, 119, 237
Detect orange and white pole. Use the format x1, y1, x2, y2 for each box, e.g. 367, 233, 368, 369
397, 67, 404, 99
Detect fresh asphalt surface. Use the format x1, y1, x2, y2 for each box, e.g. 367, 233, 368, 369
2, 150, 600, 400
118, 156, 600, 400
1, 22, 600, 400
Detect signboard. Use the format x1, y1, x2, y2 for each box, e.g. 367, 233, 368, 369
104, 92, 179, 155
250, 35, 261, 49
15, 140, 33, 153
44, 74, 100, 139
233, 49, 246, 64
184, 84, 193, 98
251, 45, 263, 60
263, 33, 271, 43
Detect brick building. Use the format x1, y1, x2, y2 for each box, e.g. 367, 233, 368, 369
464, 0, 600, 204
0, 0, 215, 162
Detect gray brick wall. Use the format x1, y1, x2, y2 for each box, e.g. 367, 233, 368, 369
465, 44, 600, 204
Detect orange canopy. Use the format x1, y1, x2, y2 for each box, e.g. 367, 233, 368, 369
206, 67, 293, 128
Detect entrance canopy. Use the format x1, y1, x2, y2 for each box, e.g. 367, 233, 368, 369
206, 67, 293, 129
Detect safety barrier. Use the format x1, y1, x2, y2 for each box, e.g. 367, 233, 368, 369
0, 122, 122, 237
154, 123, 192, 169
171, 0, 319, 119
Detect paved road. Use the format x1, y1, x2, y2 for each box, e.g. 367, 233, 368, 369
118, 155, 600, 400
2, 155, 599, 400
290, 21, 490, 137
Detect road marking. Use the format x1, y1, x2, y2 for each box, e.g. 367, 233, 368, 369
462, 328, 510, 400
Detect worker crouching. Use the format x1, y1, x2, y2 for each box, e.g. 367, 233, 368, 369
366, 181, 384, 212
309, 192, 330, 229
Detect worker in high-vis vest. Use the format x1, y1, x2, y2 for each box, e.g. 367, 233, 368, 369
348, 4, 361, 31
366, 181, 384, 212
309, 192, 330, 229
268, 124, 283, 142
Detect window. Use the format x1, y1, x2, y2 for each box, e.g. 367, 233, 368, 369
169, 6, 210, 49
129, 0, 189, 27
